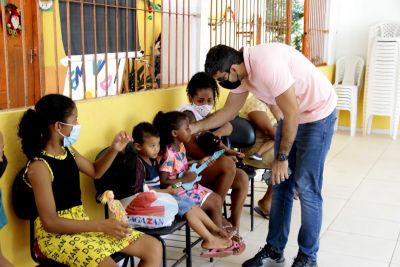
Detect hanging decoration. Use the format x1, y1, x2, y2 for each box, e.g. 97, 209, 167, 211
39, 0, 53, 12
144, 0, 161, 21
4, 3, 22, 37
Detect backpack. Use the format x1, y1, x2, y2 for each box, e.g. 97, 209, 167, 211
12, 167, 38, 220
94, 143, 145, 201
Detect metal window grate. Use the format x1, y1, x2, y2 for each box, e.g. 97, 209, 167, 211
208, 0, 291, 50
303, 0, 329, 66
0, 0, 196, 109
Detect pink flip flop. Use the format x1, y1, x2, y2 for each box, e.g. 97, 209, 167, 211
200, 241, 240, 258
231, 234, 246, 256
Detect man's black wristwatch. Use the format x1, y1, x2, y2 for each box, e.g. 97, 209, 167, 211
277, 153, 289, 161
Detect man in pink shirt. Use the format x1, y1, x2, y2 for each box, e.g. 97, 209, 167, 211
191, 43, 337, 267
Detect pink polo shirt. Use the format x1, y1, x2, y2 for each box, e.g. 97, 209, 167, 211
231, 43, 337, 124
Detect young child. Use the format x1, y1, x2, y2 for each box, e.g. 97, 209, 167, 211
177, 72, 249, 230
178, 72, 244, 158
153, 111, 226, 227
17, 94, 161, 267
153, 112, 245, 255
0, 131, 13, 267
132, 122, 237, 256
177, 71, 232, 138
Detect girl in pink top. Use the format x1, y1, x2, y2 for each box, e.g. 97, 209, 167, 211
153, 111, 225, 228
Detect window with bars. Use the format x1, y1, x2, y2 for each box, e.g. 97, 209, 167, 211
303, 0, 329, 66
0, 0, 197, 109
0, 0, 329, 110
208, 0, 329, 66
59, 0, 139, 55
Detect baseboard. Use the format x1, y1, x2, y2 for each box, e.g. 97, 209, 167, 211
337, 126, 400, 136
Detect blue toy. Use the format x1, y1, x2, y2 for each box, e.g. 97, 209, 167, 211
178, 149, 225, 190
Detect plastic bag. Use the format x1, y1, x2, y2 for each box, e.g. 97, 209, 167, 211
121, 191, 178, 229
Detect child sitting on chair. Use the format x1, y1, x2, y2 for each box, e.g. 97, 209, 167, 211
153, 111, 246, 256
177, 72, 249, 230
177, 71, 232, 138
17, 94, 161, 267
178, 72, 244, 158
153, 111, 225, 221
132, 122, 240, 257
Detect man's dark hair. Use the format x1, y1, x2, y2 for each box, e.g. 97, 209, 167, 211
204, 45, 244, 76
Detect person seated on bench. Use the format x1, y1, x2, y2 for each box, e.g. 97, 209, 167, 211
178, 72, 249, 230
17, 94, 161, 267
131, 122, 241, 257
153, 111, 246, 256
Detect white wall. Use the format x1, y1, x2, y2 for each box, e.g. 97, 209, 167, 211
161, 0, 202, 85
329, 0, 400, 64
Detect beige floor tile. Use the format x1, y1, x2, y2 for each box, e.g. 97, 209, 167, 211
366, 159, 400, 182
329, 213, 400, 240
318, 251, 389, 267
351, 180, 400, 205
339, 200, 400, 222
322, 184, 355, 200
320, 231, 396, 262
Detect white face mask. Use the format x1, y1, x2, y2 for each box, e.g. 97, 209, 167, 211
192, 104, 213, 118
58, 122, 81, 147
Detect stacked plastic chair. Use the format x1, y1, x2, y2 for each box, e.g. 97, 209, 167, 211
334, 56, 365, 136
363, 22, 400, 139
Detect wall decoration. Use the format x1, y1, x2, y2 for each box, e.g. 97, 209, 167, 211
145, 0, 161, 20
5, 3, 21, 37
39, 0, 53, 12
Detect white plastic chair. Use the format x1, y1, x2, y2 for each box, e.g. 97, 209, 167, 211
334, 56, 365, 136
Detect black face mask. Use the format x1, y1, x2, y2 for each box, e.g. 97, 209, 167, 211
218, 71, 241, 90
218, 79, 241, 90
0, 154, 8, 178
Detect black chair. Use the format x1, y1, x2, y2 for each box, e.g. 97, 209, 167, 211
224, 116, 258, 231
95, 146, 194, 267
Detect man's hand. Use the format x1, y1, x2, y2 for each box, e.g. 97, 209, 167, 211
189, 122, 201, 136
271, 159, 289, 185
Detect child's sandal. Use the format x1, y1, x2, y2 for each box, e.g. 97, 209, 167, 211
200, 241, 240, 258
231, 233, 246, 255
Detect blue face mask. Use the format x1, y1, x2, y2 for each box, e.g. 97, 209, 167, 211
58, 122, 81, 147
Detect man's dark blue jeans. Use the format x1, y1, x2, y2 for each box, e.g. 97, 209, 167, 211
266, 110, 337, 261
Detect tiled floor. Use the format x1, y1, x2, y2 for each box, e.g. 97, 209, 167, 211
145, 132, 400, 267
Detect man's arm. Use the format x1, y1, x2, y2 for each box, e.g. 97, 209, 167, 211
190, 91, 249, 134
271, 85, 299, 185
275, 85, 299, 155
268, 105, 283, 121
